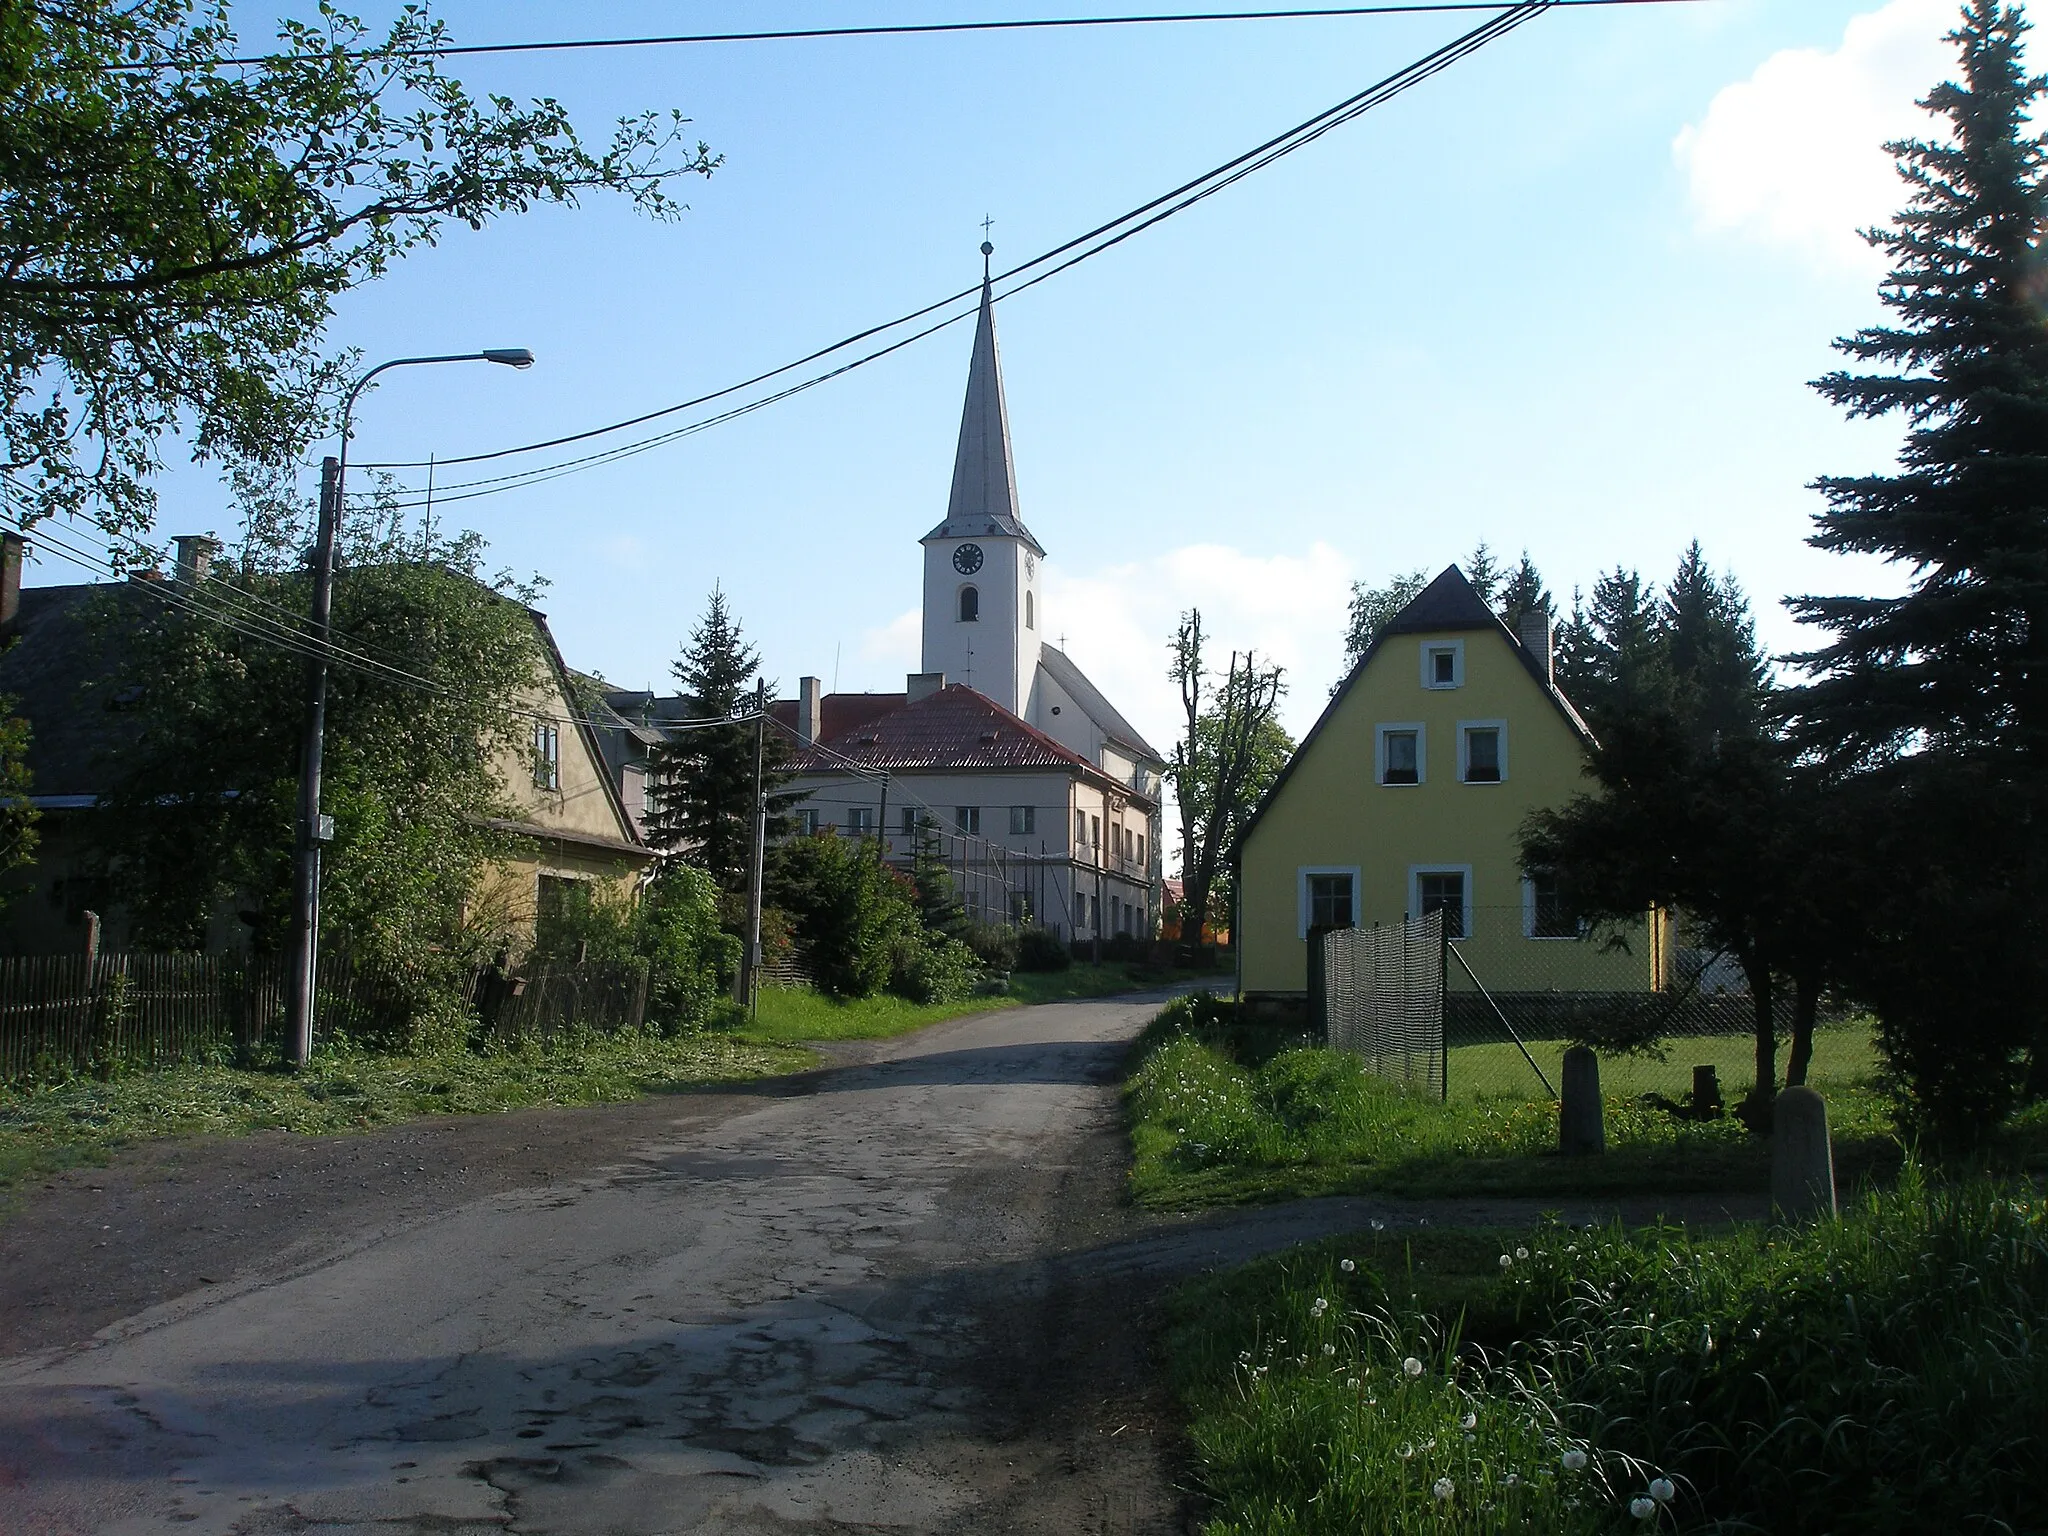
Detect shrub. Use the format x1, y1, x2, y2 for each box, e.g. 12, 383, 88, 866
772, 831, 917, 999
890, 932, 982, 1004
635, 866, 739, 1031
1016, 927, 1072, 972
964, 921, 1020, 973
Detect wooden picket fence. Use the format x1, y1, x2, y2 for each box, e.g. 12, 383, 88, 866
0, 950, 650, 1084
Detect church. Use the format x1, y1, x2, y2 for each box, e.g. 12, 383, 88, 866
773, 251, 1165, 943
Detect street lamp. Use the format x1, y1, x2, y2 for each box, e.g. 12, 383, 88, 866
284, 349, 535, 1067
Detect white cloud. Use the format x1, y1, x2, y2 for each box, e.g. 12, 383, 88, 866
859, 606, 920, 671
1674, 0, 1955, 271
1041, 540, 1354, 759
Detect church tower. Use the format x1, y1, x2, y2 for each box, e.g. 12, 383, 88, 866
920, 244, 1044, 717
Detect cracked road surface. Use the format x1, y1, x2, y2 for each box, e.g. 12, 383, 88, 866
1, 994, 1201, 1535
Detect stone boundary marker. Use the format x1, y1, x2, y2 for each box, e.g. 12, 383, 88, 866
1559, 1044, 1604, 1156
1772, 1085, 1837, 1222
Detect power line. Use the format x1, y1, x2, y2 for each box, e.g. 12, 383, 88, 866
107, 1, 1707, 70
9, 516, 752, 737
355, 0, 1556, 508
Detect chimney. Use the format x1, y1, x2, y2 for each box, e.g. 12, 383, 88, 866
1518, 610, 1553, 684
173, 535, 219, 584
798, 675, 822, 745
907, 671, 945, 704
0, 531, 21, 634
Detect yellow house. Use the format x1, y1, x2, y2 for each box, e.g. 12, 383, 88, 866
1235, 565, 1665, 1004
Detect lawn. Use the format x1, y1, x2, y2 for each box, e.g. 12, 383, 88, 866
1164, 1174, 2048, 1532
0, 1030, 812, 1189
1125, 997, 1916, 1207
733, 961, 1222, 1046
1446, 1023, 1880, 1102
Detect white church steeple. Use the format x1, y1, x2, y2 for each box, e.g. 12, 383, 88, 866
921, 243, 1044, 716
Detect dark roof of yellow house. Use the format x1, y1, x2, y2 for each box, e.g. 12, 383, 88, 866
1232, 564, 1596, 858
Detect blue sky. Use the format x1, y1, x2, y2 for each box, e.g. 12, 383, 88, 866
43, 0, 1992, 755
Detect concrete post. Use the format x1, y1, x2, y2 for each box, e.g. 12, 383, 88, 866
1559, 1045, 1603, 1156
1772, 1086, 1836, 1222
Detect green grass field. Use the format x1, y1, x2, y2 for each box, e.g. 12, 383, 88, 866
1445, 1023, 1880, 1103
1125, 998, 1910, 1207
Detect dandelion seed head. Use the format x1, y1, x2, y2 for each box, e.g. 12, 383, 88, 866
1340, 1258, 1356, 1273
1461, 1412, 1477, 1430
1403, 1356, 1424, 1378
1631, 1496, 1656, 1519
1650, 1478, 1675, 1503
1433, 1477, 1455, 1502
1499, 1254, 1514, 1269
1562, 1449, 1588, 1471
1322, 1343, 1337, 1356
1516, 1246, 1529, 1260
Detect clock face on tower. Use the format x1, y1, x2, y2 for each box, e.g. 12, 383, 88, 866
952, 543, 984, 575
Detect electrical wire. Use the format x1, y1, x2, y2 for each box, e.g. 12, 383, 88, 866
107, 0, 1709, 70
10, 515, 755, 737
353, 0, 1554, 509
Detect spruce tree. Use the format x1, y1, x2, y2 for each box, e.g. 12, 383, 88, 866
1553, 567, 1662, 729
1788, 1, 2048, 766
645, 587, 795, 893
1662, 541, 1771, 743
1462, 541, 1505, 609
1496, 551, 1554, 635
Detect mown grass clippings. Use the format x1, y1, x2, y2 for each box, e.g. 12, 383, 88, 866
1168, 1173, 2048, 1533
0, 1029, 811, 1190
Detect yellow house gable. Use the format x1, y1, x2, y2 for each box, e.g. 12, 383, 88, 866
476, 611, 653, 940
1236, 566, 1619, 998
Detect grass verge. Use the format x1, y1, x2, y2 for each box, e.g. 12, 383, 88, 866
1165, 1172, 2048, 1532
733, 963, 1222, 1046
1124, 995, 2048, 1207
0, 1030, 811, 1189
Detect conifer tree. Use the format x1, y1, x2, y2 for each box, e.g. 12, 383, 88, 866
1496, 551, 1554, 635
1662, 541, 1771, 743
645, 588, 795, 893
1462, 541, 1505, 609
1788, 1, 2048, 766
1553, 568, 1662, 729
909, 814, 971, 942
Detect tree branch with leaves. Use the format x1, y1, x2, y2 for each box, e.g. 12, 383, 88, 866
1168, 608, 1288, 963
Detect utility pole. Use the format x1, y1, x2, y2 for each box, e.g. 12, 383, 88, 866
739, 678, 768, 1014
876, 773, 890, 868
284, 454, 342, 1068
281, 349, 531, 1067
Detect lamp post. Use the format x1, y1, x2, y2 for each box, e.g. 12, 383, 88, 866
284, 349, 535, 1067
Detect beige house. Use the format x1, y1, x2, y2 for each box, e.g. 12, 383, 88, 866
0, 533, 649, 955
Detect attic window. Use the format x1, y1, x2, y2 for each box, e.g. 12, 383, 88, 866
1421, 641, 1464, 689
979, 731, 999, 743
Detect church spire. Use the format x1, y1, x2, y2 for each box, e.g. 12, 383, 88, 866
926, 242, 1044, 554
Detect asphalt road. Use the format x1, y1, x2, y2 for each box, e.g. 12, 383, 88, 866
0, 991, 1767, 1535
0, 994, 1200, 1535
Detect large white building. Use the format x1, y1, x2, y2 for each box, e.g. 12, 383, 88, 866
777, 256, 1165, 941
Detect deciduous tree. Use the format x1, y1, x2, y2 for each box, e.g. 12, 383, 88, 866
1, 0, 714, 539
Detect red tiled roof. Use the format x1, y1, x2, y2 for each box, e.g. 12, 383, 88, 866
769, 692, 905, 744
790, 684, 1153, 804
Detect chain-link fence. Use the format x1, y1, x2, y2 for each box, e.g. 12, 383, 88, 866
1316, 906, 1876, 1104
1318, 912, 1446, 1098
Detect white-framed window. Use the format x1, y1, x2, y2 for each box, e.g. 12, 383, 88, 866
1409, 864, 1473, 940
1138, 832, 1147, 866
958, 585, 980, 622
1025, 591, 1036, 630
1073, 807, 1087, 844
1522, 871, 1585, 940
1010, 805, 1036, 835
1090, 813, 1101, 847
902, 806, 919, 836
1420, 639, 1465, 690
796, 808, 821, 835
532, 722, 560, 791
955, 805, 981, 835
1296, 865, 1361, 938
1376, 722, 1425, 786
846, 806, 875, 834
1458, 720, 1507, 784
